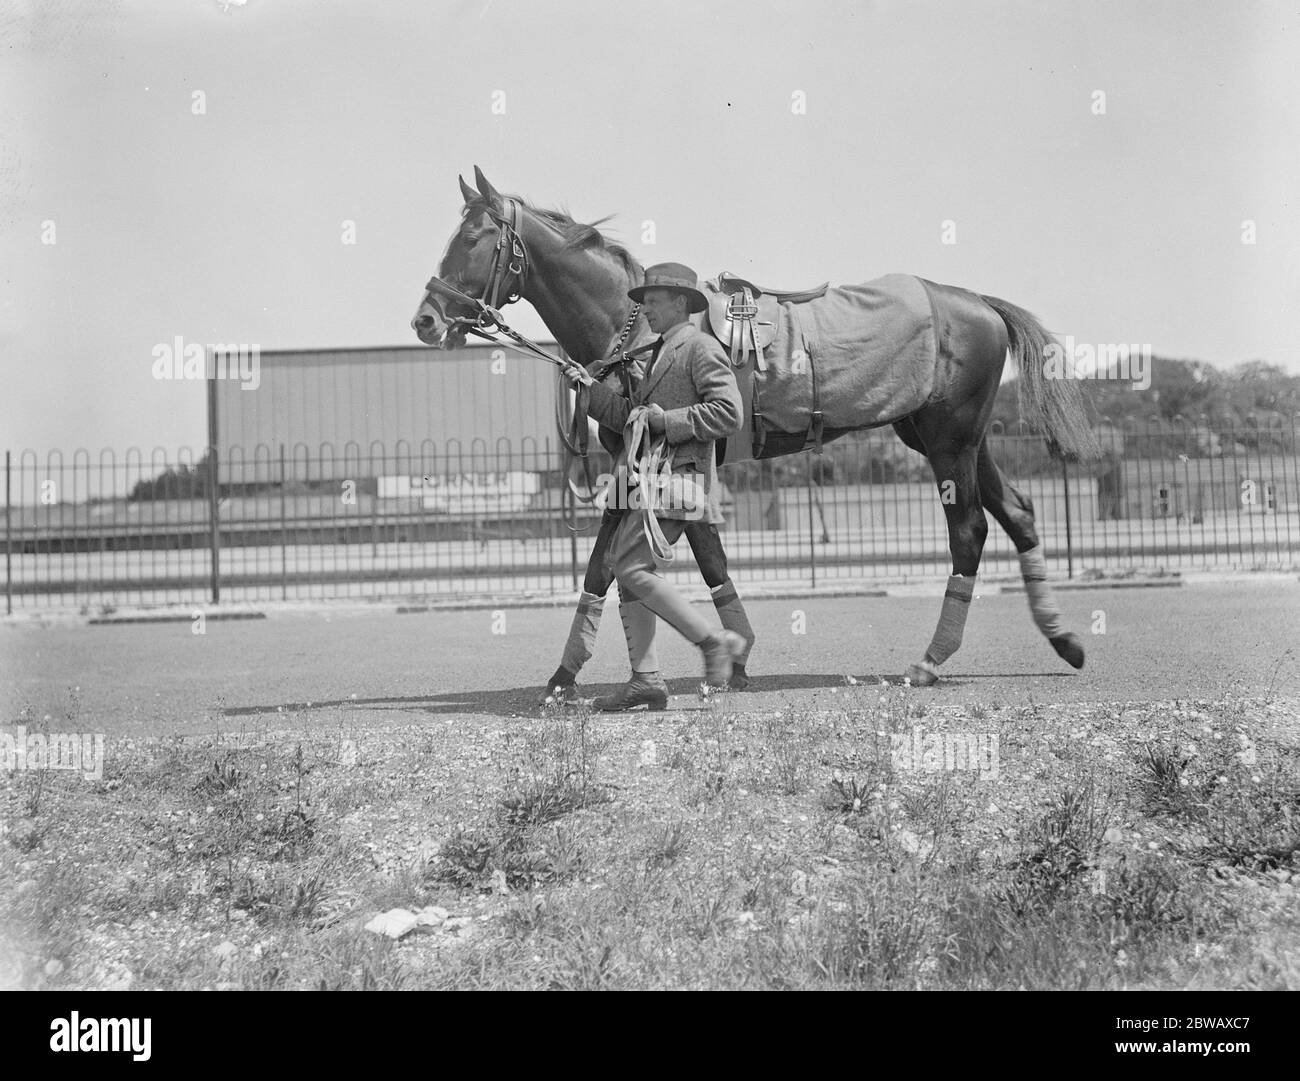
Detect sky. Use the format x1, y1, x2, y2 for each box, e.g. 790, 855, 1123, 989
1, 0, 1296, 456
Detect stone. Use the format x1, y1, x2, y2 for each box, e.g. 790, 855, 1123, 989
364, 909, 420, 939
415, 906, 448, 927
895, 829, 933, 860
213, 940, 239, 963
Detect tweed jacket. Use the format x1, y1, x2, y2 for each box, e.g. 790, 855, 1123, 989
585, 320, 742, 523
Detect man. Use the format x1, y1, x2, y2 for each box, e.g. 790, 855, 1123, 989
541, 353, 757, 705
563, 263, 747, 711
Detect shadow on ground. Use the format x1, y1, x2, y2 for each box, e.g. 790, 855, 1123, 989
220, 670, 1076, 719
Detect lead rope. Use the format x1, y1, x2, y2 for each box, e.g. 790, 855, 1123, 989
624, 406, 676, 568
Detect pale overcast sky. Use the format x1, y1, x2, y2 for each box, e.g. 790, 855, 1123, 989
1, 0, 1296, 454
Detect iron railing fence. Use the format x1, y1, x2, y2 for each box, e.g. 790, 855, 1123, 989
5, 418, 1298, 612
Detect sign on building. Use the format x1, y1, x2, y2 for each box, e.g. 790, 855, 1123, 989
378, 472, 542, 514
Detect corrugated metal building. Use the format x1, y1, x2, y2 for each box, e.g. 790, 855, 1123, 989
208, 342, 568, 484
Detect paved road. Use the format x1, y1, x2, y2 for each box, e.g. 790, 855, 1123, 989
2, 581, 1296, 737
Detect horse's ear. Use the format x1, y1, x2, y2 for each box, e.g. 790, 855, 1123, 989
458, 174, 477, 204
473, 165, 502, 209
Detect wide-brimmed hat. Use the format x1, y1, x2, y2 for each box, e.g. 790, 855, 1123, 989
628, 262, 708, 314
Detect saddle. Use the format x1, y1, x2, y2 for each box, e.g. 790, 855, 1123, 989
702, 271, 830, 459
702, 272, 829, 373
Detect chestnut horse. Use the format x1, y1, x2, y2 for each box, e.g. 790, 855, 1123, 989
413, 167, 1098, 686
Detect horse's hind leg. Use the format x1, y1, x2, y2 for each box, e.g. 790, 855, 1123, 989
976, 440, 1085, 669
903, 422, 988, 687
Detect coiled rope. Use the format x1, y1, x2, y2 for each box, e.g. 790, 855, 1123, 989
623, 406, 677, 569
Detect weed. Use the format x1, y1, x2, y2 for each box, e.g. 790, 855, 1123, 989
644, 821, 691, 872
194, 753, 242, 797
1194, 761, 1300, 871
498, 771, 608, 830
436, 830, 495, 888
1001, 779, 1113, 914
1138, 743, 1194, 814
824, 775, 877, 816
758, 710, 814, 795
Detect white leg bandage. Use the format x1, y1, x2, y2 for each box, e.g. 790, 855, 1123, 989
1018, 545, 1064, 639
924, 575, 975, 666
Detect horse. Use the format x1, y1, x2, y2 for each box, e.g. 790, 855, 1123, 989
412, 166, 1099, 686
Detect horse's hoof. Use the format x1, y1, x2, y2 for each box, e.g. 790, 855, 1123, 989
905, 661, 939, 687
1050, 633, 1086, 670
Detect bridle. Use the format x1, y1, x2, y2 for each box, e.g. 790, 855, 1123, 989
421, 197, 529, 337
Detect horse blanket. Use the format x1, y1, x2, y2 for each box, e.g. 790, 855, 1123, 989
699, 272, 941, 464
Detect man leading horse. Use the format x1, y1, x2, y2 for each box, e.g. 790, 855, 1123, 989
543, 271, 758, 707
560, 263, 749, 710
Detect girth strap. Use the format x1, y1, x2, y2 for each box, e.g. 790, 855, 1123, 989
793, 308, 824, 454
726, 286, 769, 373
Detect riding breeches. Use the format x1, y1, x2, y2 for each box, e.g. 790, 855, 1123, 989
583, 508, 730, 595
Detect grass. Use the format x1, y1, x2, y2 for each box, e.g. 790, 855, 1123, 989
1, 688, 1297, 990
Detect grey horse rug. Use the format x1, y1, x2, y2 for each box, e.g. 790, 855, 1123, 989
699, 272, 942, 464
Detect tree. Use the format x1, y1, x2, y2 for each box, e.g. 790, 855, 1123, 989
128, 449, 215, 501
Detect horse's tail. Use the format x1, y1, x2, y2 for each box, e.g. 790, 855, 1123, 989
980, 294, 1101, 460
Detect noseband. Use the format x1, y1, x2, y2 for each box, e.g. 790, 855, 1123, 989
422, 198, 529, 334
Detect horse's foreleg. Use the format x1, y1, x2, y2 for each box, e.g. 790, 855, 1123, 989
907, 445, 987, 687
975, 440, 1085, 670
545, 509, 621, 695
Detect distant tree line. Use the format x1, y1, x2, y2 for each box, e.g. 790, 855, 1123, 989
127, 450, 214, 501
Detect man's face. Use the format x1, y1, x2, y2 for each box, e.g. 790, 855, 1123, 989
642, 288, 688, 334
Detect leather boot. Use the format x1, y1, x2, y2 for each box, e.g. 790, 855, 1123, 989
553, 593, 605, 673
593, 673, 669, 712
700, 630, 746, 689
717, 579, 759, 670
537, 665, 580, 707
593, 596, 669, 711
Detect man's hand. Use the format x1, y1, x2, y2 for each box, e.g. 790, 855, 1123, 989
562, 362, 594, 387
646, 404, 667, 435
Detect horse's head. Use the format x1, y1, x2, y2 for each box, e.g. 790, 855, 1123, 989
412, 166, 526, 348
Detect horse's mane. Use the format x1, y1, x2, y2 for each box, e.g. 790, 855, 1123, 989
465, 193, 640, 282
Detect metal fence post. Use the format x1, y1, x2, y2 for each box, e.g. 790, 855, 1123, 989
279, 442, 288, 601
806, 455, 817, 588
1062, 457, 1074, 580
5, 450, 11, 616
208, 445, 221, 603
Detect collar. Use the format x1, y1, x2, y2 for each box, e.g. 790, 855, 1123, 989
657, 320, 694, 350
